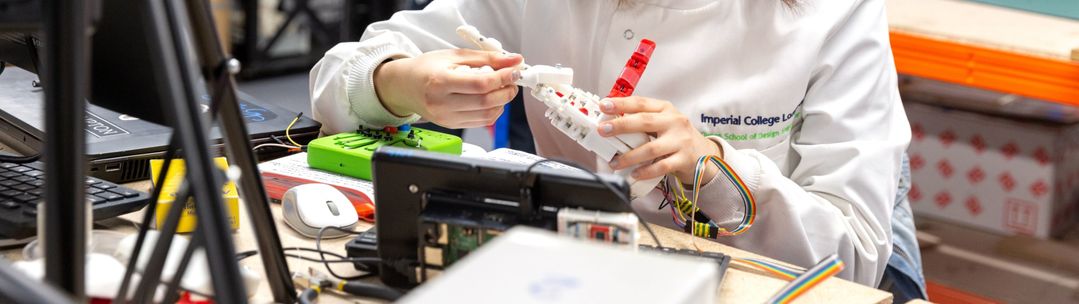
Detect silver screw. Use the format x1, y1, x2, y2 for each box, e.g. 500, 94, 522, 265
227, 58, 242, 75
409, 184, 419, 193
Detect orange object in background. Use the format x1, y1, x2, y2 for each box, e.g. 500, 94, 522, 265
926, 280, 1001, 304
890, 31, 1079, 107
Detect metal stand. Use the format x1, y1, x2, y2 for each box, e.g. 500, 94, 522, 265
25, 0, 295, 301
41, 0, 89, 300
184, 0, 297, 300
114, 0, 298, 302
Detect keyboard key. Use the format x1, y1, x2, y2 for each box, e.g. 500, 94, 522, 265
13, 176, 34, 183
0, 180, 20, 187
0, 201, 19, 209
0, 172, 20, 179
27, 189, 42, 196
0, 163, 17, 169
13, 194, 37, 203
28, 180, 44, 187
86, 188, 104, 195
22, 207, 36, 216
0, 190, 21, 197
94, 183, 117, 190
85, 179, 100, 186
9, 166, 31, 173
116, 189, 140, 198
25, 170, 44, 177
12, 184, 34, 192
87, 195, 106, 205
100, 191, 124, 201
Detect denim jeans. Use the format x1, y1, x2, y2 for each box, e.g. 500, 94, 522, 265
879, 153, 928, 301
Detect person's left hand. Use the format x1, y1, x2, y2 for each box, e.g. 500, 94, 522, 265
598, 96, 722, 183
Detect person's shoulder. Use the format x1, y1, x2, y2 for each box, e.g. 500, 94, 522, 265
772, 0, 883, 38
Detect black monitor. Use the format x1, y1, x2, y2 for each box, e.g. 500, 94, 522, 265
371, 146, 632, 288
0, 0, 176, 125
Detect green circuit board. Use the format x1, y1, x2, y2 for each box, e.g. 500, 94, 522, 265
307, 126, 463, 180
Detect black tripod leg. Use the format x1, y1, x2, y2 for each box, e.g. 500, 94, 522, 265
41, 0, 90, 300
114, 136, 179, 303
143, 0, 248, 302
131, 181, 191, 303
186, 0, 298, 302
162, 226, 204, 304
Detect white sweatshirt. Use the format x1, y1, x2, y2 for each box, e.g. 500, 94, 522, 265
310, 0, 910, 286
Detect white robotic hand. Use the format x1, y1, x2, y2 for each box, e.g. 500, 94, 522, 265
455, 26, 663, 198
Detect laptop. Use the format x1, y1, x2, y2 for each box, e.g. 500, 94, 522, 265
0, 67, 322, 183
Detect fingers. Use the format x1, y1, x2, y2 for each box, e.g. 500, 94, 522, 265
455, 106, 506, 127
632, 154, 686, 180
451, 49, 523, 69
610, 140, 679, 171
600, 96, 669, 114
442, 85, 517, 111
598, 112, 672, 136
442, 67, 519, 94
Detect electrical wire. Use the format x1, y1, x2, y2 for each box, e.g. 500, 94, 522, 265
523, 159, 663, 249
252, 142, 302, 152
236, 248, 380, 269
270, 134, 289, 145
669, 155, 757, 239
316, 226, 369, 280
297, 288, 318, 304
766, 254, 844, 304
285, 112, 304, 147
0, 153, 40, 164
730, 258, 803, 280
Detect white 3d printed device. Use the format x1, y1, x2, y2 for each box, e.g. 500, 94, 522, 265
456, 26, 664, 198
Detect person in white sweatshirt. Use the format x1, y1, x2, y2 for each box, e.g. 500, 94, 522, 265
310, 0, 924, 299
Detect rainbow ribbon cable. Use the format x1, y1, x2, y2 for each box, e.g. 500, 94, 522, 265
731, 258, 804, 280
687, 155, 757, 237
766, 254, 845, 304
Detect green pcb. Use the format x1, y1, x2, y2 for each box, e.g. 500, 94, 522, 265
307, 127, 462, 180
443, 225, 499, 266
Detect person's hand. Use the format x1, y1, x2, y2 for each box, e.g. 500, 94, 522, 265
598, 96, 723, 183
373, 49, 522, 128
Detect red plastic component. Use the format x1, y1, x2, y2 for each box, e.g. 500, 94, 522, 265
383, 126, 398, 134
589, 225, 612, 241
608, 39, 656, 98
176, 292, 214, 304
579, 108, 589, 115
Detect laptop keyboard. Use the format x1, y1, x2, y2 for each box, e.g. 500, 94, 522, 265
0, 161, 150, 239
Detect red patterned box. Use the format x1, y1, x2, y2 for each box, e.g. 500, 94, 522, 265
907, 102, 1079, 239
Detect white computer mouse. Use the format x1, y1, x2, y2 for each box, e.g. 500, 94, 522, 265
282, 183, 358, 238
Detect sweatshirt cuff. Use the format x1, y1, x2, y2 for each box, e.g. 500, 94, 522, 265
682, 136, 763, 228
345, 46, 421, 128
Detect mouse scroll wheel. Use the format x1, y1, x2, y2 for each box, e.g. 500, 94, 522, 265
326, 200, 340, 216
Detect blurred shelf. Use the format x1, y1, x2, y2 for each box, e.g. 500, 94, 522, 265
887, 0, 1079, 108
916, 216, 1079, 303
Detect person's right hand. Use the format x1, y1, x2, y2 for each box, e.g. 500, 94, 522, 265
373, 49, 523, 128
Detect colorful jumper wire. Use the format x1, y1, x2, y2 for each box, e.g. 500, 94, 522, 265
766, 254, 845, 304
668, 154, 757, 238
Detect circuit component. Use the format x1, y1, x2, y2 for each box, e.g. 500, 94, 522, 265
556, 208, 639, 247
416, 204, 519, 281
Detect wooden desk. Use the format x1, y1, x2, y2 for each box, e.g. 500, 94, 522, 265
2, 179, 891, 303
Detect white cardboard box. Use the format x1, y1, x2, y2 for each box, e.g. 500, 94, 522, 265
399, 227, 719, 304
907, 102, 1079, 238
